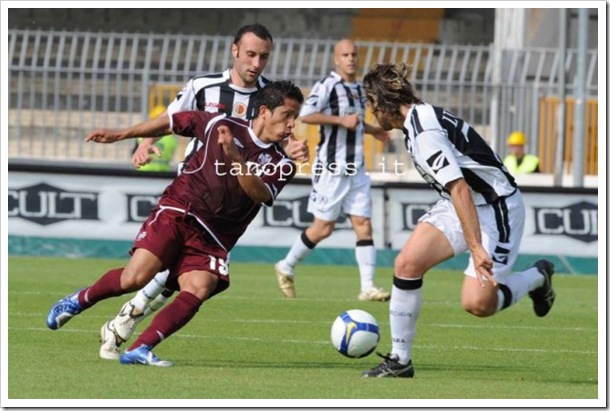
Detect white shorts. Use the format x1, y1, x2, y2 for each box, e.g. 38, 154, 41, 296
418, 190, 525, 282
307, 166, 372, 221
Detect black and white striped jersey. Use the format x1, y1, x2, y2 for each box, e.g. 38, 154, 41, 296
166, 68, 270, 172
402, 103, 517, 205
301, 71, 367, 172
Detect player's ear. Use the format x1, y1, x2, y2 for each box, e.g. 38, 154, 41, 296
258, 105, 269, 119
231, 43, 239, 59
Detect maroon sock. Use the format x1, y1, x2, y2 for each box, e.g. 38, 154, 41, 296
78, 268, 125, 309
128, 291, 202, 350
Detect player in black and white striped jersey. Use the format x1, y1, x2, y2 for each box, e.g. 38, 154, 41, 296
169, 68, 270, 173
274, 39, 391, 302
99, 23, 309, 361
360, 62, 556, 378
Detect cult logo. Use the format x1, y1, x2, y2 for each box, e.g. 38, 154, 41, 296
401, 202, 435, 230
126, 194, 162, 222
263, 196, 350, 229
8, 183, 99, 225
534, 201, 597, 243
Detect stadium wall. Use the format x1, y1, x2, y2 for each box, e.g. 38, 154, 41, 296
7, 163, 598, 275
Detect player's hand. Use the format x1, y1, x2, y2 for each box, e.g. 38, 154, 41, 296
132, 141, 162, 168
218, 125, 241, 162
283, 134, 309, 162
84, 129, 120, 144
471, 245, 496, 288
341, 113, 360, 130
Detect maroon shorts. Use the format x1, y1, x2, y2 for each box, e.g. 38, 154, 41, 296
132, 207, 230, 295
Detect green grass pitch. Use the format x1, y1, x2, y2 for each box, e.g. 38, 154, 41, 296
7, 256, 599, 402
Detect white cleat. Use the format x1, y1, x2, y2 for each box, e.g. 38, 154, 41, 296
113, 301, 145, 342
99, 321, 124, 360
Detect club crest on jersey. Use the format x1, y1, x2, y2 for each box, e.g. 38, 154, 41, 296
257, 153, 273, 165
426, 150, 450, 173
232, 102, 248, 118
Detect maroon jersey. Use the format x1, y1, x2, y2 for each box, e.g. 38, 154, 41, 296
159, 111, 295, 250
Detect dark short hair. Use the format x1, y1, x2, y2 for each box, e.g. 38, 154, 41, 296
233, 23, 273, 45
254, 81, 304, 115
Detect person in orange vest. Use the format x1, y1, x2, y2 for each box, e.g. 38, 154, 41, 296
503, 131, 540, 174
134, 105, 177, 172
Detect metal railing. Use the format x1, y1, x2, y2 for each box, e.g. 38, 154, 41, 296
7, 29, 598, 180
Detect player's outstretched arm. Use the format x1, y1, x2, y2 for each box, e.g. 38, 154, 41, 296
84, 114, 171, 144
217, 125, 271, 204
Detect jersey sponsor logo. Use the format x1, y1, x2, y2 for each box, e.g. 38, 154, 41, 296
7, 183, 99, 225
413, 163, 446, 195
205, 102, 226, 110
426, 150, 450, 173
136, 230, 147, 242
533, 201, 597, 243
232, 102, 247, 118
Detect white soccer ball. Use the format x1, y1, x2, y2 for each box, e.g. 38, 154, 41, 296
331, 309, 380, 358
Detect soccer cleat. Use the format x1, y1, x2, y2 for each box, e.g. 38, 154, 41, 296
46, 289, 84, 330
361, 352, 415, 378
358, 286, 391, 302
99, 321, 124, 360
275, 262, 296, 298
112, 301, 146, 342
529, 259, 556, 317
120, 345, 173, 367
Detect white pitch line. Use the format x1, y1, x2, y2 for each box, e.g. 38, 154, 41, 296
9, 312, 597, 332
10, 326, 598, 355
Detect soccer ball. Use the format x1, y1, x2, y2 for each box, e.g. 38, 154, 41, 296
331, 309, 380, 358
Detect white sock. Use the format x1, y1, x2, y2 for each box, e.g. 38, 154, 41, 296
496, 267, 545, 312
131, 270, 170, 312
280, 232, 316, 275
143, 291, 172, 317
355, 242, 376, 291
389, 278, 422, 364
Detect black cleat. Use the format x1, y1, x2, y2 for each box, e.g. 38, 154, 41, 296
529, 259, 556, 317
361, 352, 415, 378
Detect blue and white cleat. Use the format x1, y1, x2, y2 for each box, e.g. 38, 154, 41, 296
46, 289, 84, 330
120, 345, 173, 367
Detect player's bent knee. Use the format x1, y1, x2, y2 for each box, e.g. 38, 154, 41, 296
461, 297, 496, 317
394, 254, 424, 278
119, 271, 151, 292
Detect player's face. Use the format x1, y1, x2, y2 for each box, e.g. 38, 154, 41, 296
231, 32, 272, 88
259, 98, 301, 143
368, 97, 397, 131
334, 40, 358, 81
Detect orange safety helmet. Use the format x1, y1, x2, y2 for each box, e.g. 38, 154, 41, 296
507, 131, 526, 146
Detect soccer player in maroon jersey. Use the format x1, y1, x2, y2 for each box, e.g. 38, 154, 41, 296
46, 80, 304, 367
97, 24, 309, 361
